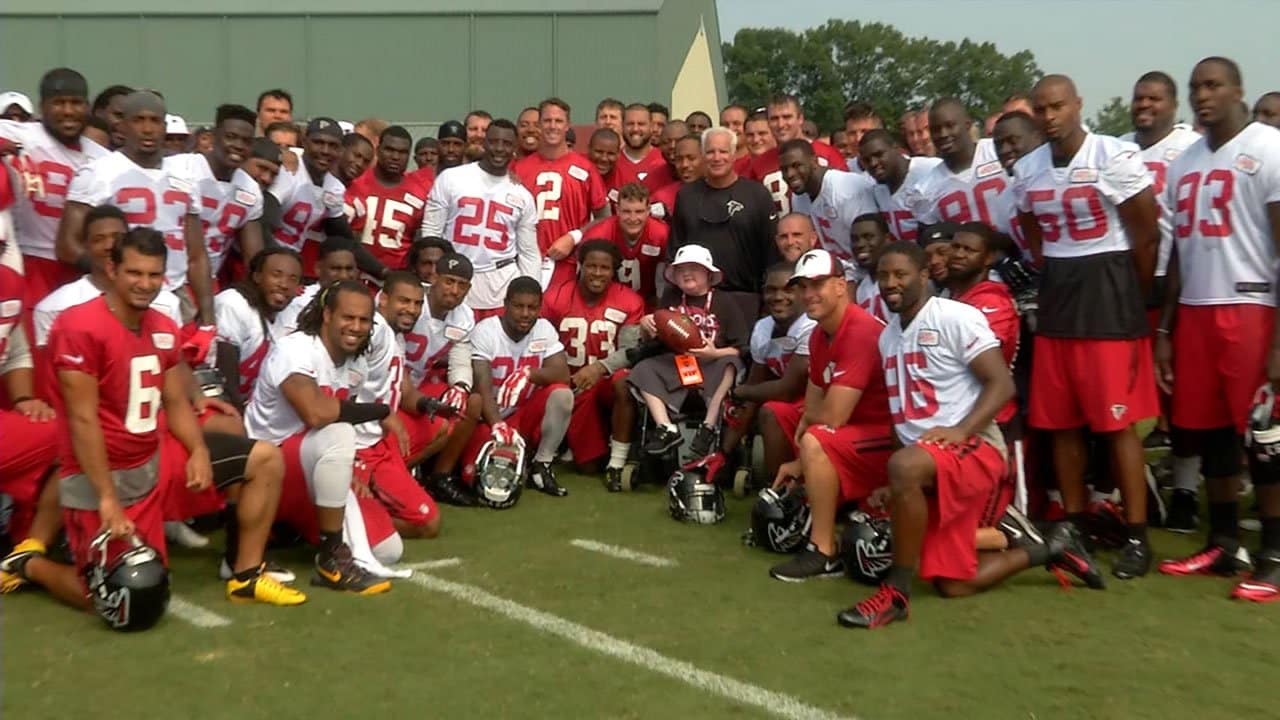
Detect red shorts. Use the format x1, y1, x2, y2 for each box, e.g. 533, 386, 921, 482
394, 409, 447, 459
0, 411, 59, 541
159, 432, 225, 522
1172, 304, 1275, 432
356, 438, 437, 528
63, 484, 167, 589
567, 370, 628, 464
762, 399, 806, 451
917, 439, 1006, 582
473, 306, 504, 322
462, 384, 567, 480
1028, 336, 1158, 432
277, 431, 396, 548
802, 423, 894, 503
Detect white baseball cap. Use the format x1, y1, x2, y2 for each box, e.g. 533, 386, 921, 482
664, 244, 723, 286
338, 120, 355, 135
164, 113, 189, 136
787, 249, 844, 285
0, 91, 33, 116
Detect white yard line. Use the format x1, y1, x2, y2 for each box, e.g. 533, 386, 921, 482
168, 594, 232, 629
569, 539, 677, 568
404, 571, 856, 720
401, 558, 463, 570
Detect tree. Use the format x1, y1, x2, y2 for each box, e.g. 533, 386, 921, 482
723, 20, 1042, 134
1087, 96, 1131, 136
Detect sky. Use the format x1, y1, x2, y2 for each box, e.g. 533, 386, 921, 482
715, 0, 1280, 120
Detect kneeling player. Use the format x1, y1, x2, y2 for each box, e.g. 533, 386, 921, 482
465, 277, 573, 497
541, 240, 645, 487
838, 243, 1100, 629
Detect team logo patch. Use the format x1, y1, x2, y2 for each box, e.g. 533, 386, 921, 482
917, 329, 940, 346
637, 171, 649, 181
444, 325, 467, 341
1234, 154, 1261, 175
1110, 404, 1127, 420
235, 190, 257, 206
823, 205, 838, 219
0, 299, 18, 318
822, 361, 837, 384
608, 188, 619, 204
726, 200, 745, 217
168, 177, 193, 193
975, 160, 1004, 179
323, 191, 341, 207
1163, 147, 1181, 162
348, 370, 364, 387
568, 165, 589, 182
1068, 168, 1099, 184
641, 244, 661, 257
603, 308, 627, 323
775, 336, 798, 351
528, 339, 548, 353
151, 332, 175, 350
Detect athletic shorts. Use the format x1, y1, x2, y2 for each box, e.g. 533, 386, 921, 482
762, 399, 806, 451
461, 384, 568, 482
1172, 303, 1276, 433
356, 438, 437, 528
394, 408, 448, 460
0, 410, 58, 541
160, 431, 256, 522
276, 431, 396, 549
802, 423, 894, 503
917, 439, 1006, 582
64, 483, 167, 591
567, 370, 629, 465
1028, 336, 1157, 432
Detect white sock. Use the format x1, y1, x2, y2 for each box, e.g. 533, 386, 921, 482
607, 440, 631, 469
1089, 488, 1110, 505
660, 423, 678, 434
1173, 456, 1202, 493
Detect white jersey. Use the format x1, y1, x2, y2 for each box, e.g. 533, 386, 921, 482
167, 153, 263, 275
792, 170, 878, 272
878, 296, 1000, 446
1165, 122, 1280, 307
420, 163, 539, 310
749, 314, 815, 378
245, 331, 366, 445
32, 276, 181, 347
855, 275, 894, 324
275, 284, 320, 335
354, 313, 406, 449
269, 163, 344, 253
1011, 133, 1151, 259
905, 139, 1009, 227
405, 289, 475, 387
874, 156, 942, 242
66, 151, 202, 290
0, 121, 107, 260
471, 316, 564, 419
991, 183, 1029, 255
1119, 125, 1200, 277
214, 288, 286, 397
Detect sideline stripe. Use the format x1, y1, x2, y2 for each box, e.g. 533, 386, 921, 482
569, 539, 677, 568
405, 571, 856, 720
401, 558, 463, 570
168, 594, 232, 629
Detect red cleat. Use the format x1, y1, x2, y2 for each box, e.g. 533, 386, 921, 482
1231, 553, 1280, 603
1158, 545, 1250, 577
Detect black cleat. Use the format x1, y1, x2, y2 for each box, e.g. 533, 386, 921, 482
997, 504, 1044, 549
689, 424, 717, 459
837, 584, 909, 629
1164, 489, 1199, 534
644, 426, 682, 456
769, 544, 844, 583
1046, 522, 1105, 589
426, 473, 478, 507
1112, 537, 1152, 580
604, 467, 623, 493
527, 461, 568, 497
312, 543, 391, 595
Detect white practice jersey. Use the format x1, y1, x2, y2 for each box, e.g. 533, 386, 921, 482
420, 163, 539, 310
32, 276, 181, 347
245, 331, 367, 445
874, 156, 942, 243
1165, 122, 1280, 307
905, 139, 1009, 227
168, 153, 263, 275
354, 313, 406, 449
792, 170, 878, 271
0, 121, 107, 260
471, 316, 564, 419
275, 284, 320, 335
66, 151, 201, 290
878, 296, 1000, 446
269, 164, 344, 253
214, 288, 287, 397
855, 274, 894, 325
1121, 124, 1200, 276
1011, 133, 1151, 259
749, 314, 815, 378
404, 289, 475, 387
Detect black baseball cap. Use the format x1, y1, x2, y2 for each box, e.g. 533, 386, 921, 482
437, 120, 465, 141
306, 117, 343, 140
436, 252, 474, 281
918, 222, 961, 247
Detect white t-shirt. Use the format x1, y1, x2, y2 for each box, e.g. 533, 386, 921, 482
214, 288, 286, 397
405, 289, 475, 387
873, 156, 942, 243
0, 121, 107, 260
33, 276, 182, 347
269, 163, 345, 253
791, 170, 878, 273
245, 331, 367, 444
749, 314, 815, 378
167, 153, 263, 275
470, 316, 564, 419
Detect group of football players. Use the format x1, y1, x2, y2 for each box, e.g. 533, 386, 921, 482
0, 51, 1278, 632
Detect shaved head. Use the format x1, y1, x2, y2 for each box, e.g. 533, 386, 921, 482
1034, 74, 1080, 100
1032, 74, 1085, 146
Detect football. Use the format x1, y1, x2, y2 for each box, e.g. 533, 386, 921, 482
653, 309, 704, 353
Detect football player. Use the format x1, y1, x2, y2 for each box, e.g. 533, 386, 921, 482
0, 67, 106, 309
516, 107, 542, 159
57, 90, 212, 324
648, 102, 670, 147
255, 89, 292, 134
421, 119, 539, 320
685, 111, 713, 136
781, 138, 878, 274
615, 103, 665, 187
466, 277, 573, 497
275, 237, 359, 334
1013, 74, 1161, 579
405, 236, 452, 285
742, 113, 775, 166
541, 240, 644, 485
579, 182, 670, 308
587, 127, 621, 208
345, 125, 431, 272
838, 242, 1099, 628
436, 120, 468, 172
414, 137, 439, 172
905, 99, 1008, 227
333, 134, 375, 188
648, 134, 703, 221
1155, 58, 1280, 601
766, 250, 893, 582
719, 103, 750, 162
513, 98, 610, 290
244, 281, 396, 593
1253, 92, 1280, 128
595, 98, 624, 134
991, 111, 1045, 251
843, 102, 883, 157
641, 119, 687, 195
91, 84, 132, 150
213, 247, 302, 407
465, 110, 492, 151
744, 94, 848, 214
858, 129, 942, 243
774, 213, 819, 264
850, 214, 894, 322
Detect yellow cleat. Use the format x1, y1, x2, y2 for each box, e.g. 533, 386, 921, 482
0, 538, 47, 594
226, 566, 308, 606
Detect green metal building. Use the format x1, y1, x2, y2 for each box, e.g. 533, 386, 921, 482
0, 0, 726, 131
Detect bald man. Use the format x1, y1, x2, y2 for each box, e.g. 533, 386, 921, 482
1011, 74, 1161, 580
774, 212, 819, 263
904, 98, 1007, 227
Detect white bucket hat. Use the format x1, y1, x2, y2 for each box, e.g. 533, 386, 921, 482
164, 113, 189, 136
664, 244, 723, 287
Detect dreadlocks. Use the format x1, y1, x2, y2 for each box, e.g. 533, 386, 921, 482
295, 279, 374, 357
234, 246, 302, 312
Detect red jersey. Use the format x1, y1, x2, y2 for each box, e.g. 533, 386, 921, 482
408, 166, 436, 188
0, 260, 20, 366
541, 280, 644, 369
648, 181, 680, 222
954, 280, 1019, 423
344, 168, 431, 269
511, 150, 608, 255
807, 303, 893, 428
745, 141, 849, 215
733, 154, 753, 176
614, 148, 666, 189
49, 296, 181, 474
586, 215, 670, 305
642, 163, 675, 194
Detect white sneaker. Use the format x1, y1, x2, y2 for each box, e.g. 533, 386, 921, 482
220, 557, 297, 584
165, 521, 210, 549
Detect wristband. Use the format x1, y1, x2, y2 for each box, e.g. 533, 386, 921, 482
453, 381, 472, 392
569, 229, 584, 246
336, 400, 391, 424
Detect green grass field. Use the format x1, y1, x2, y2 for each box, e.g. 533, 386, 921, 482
4, 470, 1278, 720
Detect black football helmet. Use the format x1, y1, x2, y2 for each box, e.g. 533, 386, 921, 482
1247, 384, 1280, 486
85, 531, 170, 632
750, 485, 812, 553
668, 454, 726, 525
473, 439, 525, 510
841, 511, 893, 586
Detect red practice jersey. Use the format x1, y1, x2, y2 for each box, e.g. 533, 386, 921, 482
511, 150, 608, 255
614, 148, 666, 189
587, 216, 670, 305
953, 280, 1019, 423
345, 168, 431, 270
542, 280, 644, 369
807, 303, 893, 428
744, 142, 849, 215
648, 181, 680, 222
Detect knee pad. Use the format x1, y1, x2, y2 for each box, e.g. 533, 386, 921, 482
301, 423, 357, 508
1201, 427, 1244, 479
546, 386, 574, 416
371, 533, 404, 566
